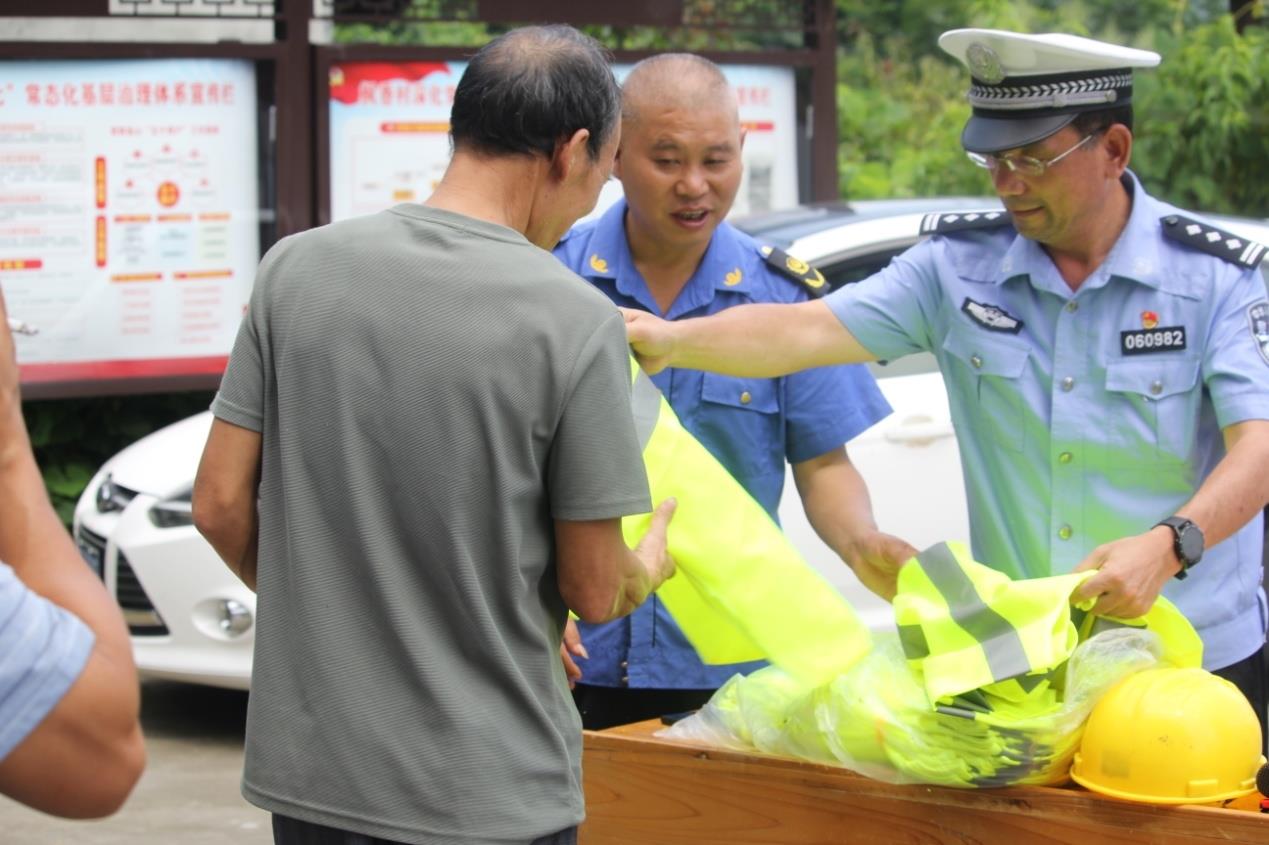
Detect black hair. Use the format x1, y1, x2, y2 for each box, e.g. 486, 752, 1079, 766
450, 25, 620, 161
1071, 105, 1134, 136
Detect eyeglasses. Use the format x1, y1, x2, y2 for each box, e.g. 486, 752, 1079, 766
967, 132, 1100, 178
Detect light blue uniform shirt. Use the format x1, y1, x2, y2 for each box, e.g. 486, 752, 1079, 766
0, 561, 94, 760
555, 199, 891, 688
826, 172, 1269, 671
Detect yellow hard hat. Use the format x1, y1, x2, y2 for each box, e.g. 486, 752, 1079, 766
1070, 667, 1265, 804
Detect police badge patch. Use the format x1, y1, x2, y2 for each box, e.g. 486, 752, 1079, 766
962, 297, 1023, 334
1248, 301, 1269, 366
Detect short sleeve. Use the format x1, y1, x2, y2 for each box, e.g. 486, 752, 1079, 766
783, 363, 891, 465
1203, 265, 1269, 428
824, 239, 944, 360
548, 313, 653, 521
210, 244, 285, 432
0, 562, 94, 761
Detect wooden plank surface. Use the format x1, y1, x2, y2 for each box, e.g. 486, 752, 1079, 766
580, 721, 1269, 845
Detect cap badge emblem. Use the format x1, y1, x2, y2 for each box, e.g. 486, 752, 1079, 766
966, 42, 1005, 84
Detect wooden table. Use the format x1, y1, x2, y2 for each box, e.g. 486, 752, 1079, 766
580, 720, 1269, 844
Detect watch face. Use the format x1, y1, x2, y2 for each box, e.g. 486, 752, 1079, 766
1178, 523, 1204, 564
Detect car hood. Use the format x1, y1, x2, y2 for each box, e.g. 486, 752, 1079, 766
104, 411, 214, 498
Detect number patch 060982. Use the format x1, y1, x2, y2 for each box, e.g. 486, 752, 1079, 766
1120, 326, 1187, 356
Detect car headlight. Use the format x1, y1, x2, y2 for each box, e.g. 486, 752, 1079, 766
95, 473, 138, 513
148, 489, 193, 528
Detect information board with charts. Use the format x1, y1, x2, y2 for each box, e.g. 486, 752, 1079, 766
328, 61, 797, 224
0, 58, 260, 388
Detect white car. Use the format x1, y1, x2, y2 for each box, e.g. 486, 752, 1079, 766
73, 200, 1269, 689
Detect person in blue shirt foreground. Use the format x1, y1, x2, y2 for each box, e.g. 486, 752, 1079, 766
0, 293, 145, 818
555, 54, 909, 730
622, 30, 1269, 747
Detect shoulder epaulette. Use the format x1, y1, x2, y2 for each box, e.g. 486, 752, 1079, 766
919, 210, 1012, 235
1161, 214, 1265, 268
759, 245, 828, 298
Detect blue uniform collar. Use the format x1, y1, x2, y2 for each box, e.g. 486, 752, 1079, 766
1099, 171, 1197, 297
582, 199, 756, 318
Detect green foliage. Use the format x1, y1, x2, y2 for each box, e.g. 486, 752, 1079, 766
837, 38, 987, 199
332, 20, 496, 47
835, 0, 1268, 217
24, 392, 214, 526
1133, 18, 1269, 214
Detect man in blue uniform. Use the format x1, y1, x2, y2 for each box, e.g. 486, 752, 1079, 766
554, 54, 904, 729
623, 31, 1269, 742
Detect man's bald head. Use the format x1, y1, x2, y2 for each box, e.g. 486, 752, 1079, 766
622, 54, 737, 127
613, 53, 745, 260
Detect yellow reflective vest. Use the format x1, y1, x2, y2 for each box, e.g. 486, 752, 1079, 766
894, 541, 1202, 705
620, 357, 872, 686
667, 540, 1201, 789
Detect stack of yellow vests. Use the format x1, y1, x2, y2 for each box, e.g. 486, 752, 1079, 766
662, 542, 1200, 787
618, 357, 1203, 787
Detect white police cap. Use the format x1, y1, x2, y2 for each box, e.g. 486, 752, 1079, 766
938, 29, 1160, 153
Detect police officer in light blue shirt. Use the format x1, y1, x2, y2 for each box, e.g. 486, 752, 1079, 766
622, 31, 1269, 743
553, 54, 900, 730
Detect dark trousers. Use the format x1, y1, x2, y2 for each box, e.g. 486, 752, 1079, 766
272, 814, 577, 845
572, 682, 715, 731
1213, 645, 1268, 755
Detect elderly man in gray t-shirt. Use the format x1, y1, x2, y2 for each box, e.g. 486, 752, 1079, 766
193, 26, 674, 845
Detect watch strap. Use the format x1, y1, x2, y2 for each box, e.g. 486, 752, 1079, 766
1154, 516, 1200, 580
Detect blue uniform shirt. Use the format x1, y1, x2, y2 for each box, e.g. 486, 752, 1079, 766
554, 199, 891, 689
826, 172, 1269, 671
0, 561, 94, 761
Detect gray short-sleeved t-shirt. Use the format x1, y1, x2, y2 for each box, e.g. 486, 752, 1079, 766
212, 204, 651, 844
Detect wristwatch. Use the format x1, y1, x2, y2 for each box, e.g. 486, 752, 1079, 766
1154, 516, 1204, 580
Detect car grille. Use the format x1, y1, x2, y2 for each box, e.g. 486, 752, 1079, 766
75, 527, 107, 581
115, 555, 169, 636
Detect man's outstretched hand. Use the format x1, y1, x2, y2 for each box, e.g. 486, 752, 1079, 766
621, 308, 675, 375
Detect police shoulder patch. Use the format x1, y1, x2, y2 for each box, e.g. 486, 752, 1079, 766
1161, 214, 1266, 268
759, 244, 828, 298
919, 209, 1012, 236
1248, 301, 1269, 366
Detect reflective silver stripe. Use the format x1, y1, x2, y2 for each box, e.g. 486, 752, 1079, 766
630, 367, 662, 450
917, 542, 1032, 683
898, 623, 931, 659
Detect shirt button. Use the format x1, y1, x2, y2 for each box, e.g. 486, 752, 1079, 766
1150, 380, 1163, 396
970, 354, 983, 369
1065, 300, 1079, 314
619, 661, 628, 669
620, 675, 629, 687
1058, 524, 1073, 540
1058, 451, 1073, 464
1060, 377, 1075, 392
740, 390, 752, 405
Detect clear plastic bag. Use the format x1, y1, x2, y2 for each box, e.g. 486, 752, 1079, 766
660, 627, 1164, 787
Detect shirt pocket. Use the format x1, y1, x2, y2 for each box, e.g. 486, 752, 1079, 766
1103, 356, 1202, 466
697, 373, 783, 484
942, 325, 1031, 452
